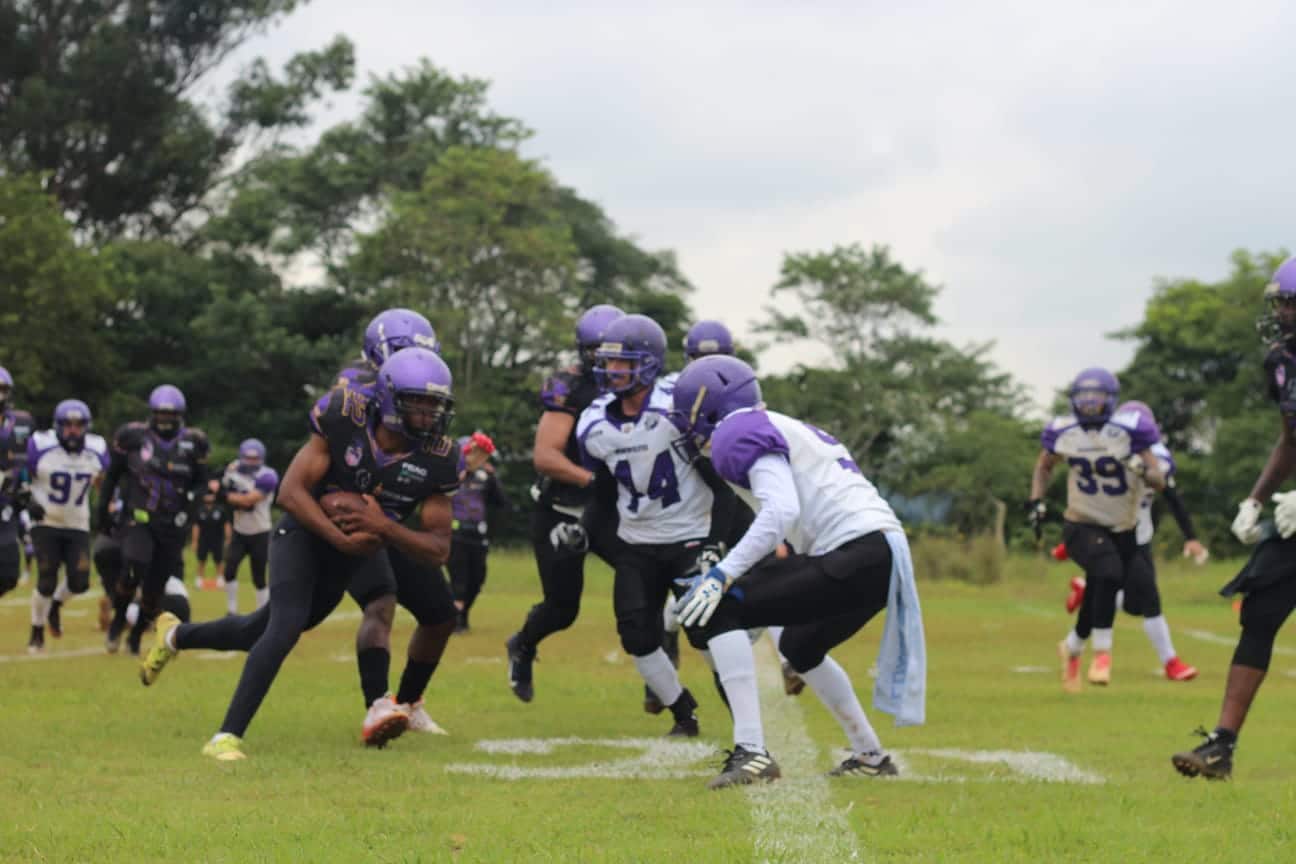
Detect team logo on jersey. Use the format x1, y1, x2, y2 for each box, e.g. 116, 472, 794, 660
397, 462, 428, 484
354, 469, 374, 492
140, 440, 153, 463
644, 414, 659, 431
345, 440, 364, 467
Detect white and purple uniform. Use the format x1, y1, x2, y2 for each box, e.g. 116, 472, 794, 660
26, 430, 109, 532
221, 462, 279, 535
1134, 443, 1175, 546
1040, 409, 1160, 530
577, 382, 713, 545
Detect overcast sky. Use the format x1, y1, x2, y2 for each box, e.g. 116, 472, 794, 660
214, 1, 1296, 412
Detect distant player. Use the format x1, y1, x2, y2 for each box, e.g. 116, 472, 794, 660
97, 385, 209, 654
25, 400, 109, 652
1028, 368, 1164, 691
505, 304, 624, 703
671, 355, 926, 787
334, 307, 439, 395
683, 320, 735, 361
218, 439, 279, 613
1173, 257, 1296, 780
0, 367, 35, 599
448, 432, 510, 632
138, 348, 458, 761
192, 482, 228, 589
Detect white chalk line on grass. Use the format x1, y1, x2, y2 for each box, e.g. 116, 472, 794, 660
444, 737, 714, 780
745, 638, 863, 864
0, 645, 103, 663
894, 748, 1104, 785
1183, 628, 1296, 656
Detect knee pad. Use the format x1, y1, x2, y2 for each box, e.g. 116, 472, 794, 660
617, 612, 661, 657
778, 631, 828, 675
36, 568, 60, 597
68, 566, 91, 595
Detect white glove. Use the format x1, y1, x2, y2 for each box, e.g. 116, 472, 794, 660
548, 521, 589, 553
1273, 492, 1296, 539
674, 566, 731, 628
1183, 540, 1210, 565
1123, 454, 1147, 478
1231, 498, 1264, 545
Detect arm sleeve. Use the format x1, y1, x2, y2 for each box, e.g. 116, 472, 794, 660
715, 454, 800, 580
1161, 485, 1197, 541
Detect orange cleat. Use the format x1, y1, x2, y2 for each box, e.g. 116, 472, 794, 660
1088, 652, 1111, 686
1165, 657, 1198, 681
1058, 640, 1082, 693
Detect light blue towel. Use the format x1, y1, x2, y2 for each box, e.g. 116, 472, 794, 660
873, 530, 927, 726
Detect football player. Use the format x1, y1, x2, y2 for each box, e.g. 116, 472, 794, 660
1029, 368, 1164, 690
1173, 257, 1296, 780
577, 314, 746, 736
138, 348, 458, 761
683, 320, 735, 361
334, 307, 439, 395
218, 439, 279, 613
671, 355, 926, 788
504, 304, 624, 703
96, 385, 209, 655
25, 400, 109, 652
192, 481, 228, 589
0, 367, 35, 599
448, 432, 510, 632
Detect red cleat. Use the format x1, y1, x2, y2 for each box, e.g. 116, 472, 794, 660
1165, 657, 1198, 681
1065, 576, 1086, 614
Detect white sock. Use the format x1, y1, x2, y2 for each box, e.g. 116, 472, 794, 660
31, 591, 52, 627
708, 630, 764, 751
53, 580, 70, 603
766, 626, 786, 661
224, 579, 239, 614
1092, 628, 1114, 653
1064, 630, 1085, 656
255, 587, 270, 609
165, 625, 178, 651
1114, 589, 1125, 611
801, 656, 882, 755
126, 602, 139, 626
1143, 615, 1176, 664
633, 648, 682, 708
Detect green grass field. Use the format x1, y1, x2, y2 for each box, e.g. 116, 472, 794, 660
2, 549, 1295, 863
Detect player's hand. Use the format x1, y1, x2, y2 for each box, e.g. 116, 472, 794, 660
548, 521, 588, 553
692, 543, 726, 577
25, 500, 45, 523
1272, 491, 1296, 539
333, 494, 389, 537
673, 566, 732, 628
1183, 539, 1209, 565
1122, 454, 1147, 478
1231, 498, 1264, 544
1024, 499, 1046, 538
336, 530, 383, 557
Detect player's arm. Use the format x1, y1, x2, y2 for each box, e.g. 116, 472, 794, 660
1029, 450, 1063, 501
533, 410, 594, 488
1248, 418, 1296, 502
1134, 448, 1166, 491
714, 455, 800, 582
94, 449, 128, 532
356, 493, 453, 567
278, 434, 380, 555
225, 488, 265, 509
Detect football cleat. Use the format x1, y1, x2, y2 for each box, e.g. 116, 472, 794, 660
362, 695, 410, 748
505, 632, 536, 703
1057, 640, 1081, 693
1165, 657, 1198, 682
1172, 727, 1233, 780
1065, 576, 1086, 614
139, 612, 180, 686
829, 751, 899, 778
202, 733, 247, 762
781, 660, 806, 696
105, 619, 124, 654
708, 746, 782, 789
403, 699, 449, 735
1088, 652, 1111, 686
97, 595, 112, 631
47, 600, 62, 638
27, 626, 45, 654
666, 688, 700, 738
644, 684, 666, 715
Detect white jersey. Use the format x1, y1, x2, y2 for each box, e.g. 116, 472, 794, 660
577, 380, 713, 545
1134, 443, 1174, 545
26, 430, 109, 531
222, 462, 279, 535
1041, 409, 1160, 531
712, 408, 901, 556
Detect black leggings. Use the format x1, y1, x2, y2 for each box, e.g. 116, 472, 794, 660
1065, 522, 1140, 639
449, 539, 488, 614
518, 506, 588, 647
697, 532, 893, 673
613, 541, 700, 657
174, 518, 394, 737
1119, 546, 1162, 618
1235, 572, 1296, 672
32, 527, 91, 597
225, 531, 270, 590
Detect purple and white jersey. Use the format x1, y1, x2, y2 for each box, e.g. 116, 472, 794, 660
577, 381, 713, 545
26, 430, 109, 531
1134, 442, 1175, 545
711, 408, 901, 562
222, 461, 279, 535
1041, 408, 1160, 530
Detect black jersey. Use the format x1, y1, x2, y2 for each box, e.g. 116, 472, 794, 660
108, 422, 209, 528
536, 363, 602, 510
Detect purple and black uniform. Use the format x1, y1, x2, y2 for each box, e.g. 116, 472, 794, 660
0, 407, 34, 595
195, 498, 228, 565
448, 450, 511, 627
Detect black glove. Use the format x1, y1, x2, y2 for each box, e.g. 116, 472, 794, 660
26, 499, 45, 523
1025, 499, 1047, 540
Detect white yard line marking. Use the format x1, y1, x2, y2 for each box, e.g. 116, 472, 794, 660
745, 639, 863, 864
1183, 628, 1296, 657
0, 646, 105, 663
894, 748, 1104, 784
444, 738, 714, 780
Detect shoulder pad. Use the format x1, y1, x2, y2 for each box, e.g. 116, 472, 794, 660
31, 429, 58, 451
84, 433, 108, 456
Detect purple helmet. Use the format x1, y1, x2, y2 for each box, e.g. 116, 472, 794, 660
684, 320, 735, 360
671, 355, 762, 447
363, 308, 440, 369
1069, 368, 1119, 425
54, 399, 91, 451
238, 438, 266, 473
1259, 256, 1296, 344
375, 347, 455, 440
148, 385, 186, 437
575, 304, 624, 367
594, 314, 667, 395
1117, 400, 1160, 439
0, 367, 12, 410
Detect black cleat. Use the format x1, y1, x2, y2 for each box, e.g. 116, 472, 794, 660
708, 746, 781, 789
47, 601, 63, 639
27, 626, 45, 655
506, 633, 535, 703
644, 684, 666, 715
1172, 727, 1234, 780
666, 688, 700, 737
829, 752, 899, 777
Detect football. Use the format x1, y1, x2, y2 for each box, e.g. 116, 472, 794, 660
319, 490, 367, 531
